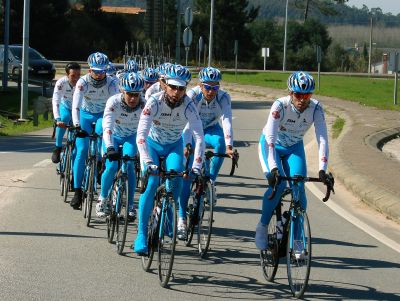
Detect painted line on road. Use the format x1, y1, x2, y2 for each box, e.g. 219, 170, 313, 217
308, 182, 400, 254
0, 145, 53, 154
33, 159, 53, 168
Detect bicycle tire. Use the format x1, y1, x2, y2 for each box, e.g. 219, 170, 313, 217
184, 180, 198, 247
260, 209, 279, 282
107, 180, 118, 243
157, 188, 177, 287
141, 196, 159, 271
286, 210, 312, 299
63, 148, 72, 203
116, 177, 129, 255
197, 181, 214, 258
86, 161, 96, 227
59, 148, 67, 197
82, 165, 90, 219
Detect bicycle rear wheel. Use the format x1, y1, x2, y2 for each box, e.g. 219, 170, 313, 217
59, 148, 67, 197
116, 178, 129, 255
85, 162, 96, 227
141, 197, 159, 271
197, 181, 214, 258
82, 165, 90, 218
185, 181, 198, 247
157, 189, 177, 287
287, 210, 312, 298
260, 209, 279, 282
63, 148, 72, 203
107, 180, 118, 243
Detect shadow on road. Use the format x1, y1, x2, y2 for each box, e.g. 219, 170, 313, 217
232, 100, 272, 111
0, 231, 103, 239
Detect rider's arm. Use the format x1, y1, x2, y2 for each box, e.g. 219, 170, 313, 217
182, 123, 193, 146
102, 96, 117, 149
263, 100, 283, 171
314, 103, 329, 171
185, 102, 205, 170
108, 77, 120, 96
136, 97, 158, 164
52, 78, 64, 121
220, 92, 233, 148
72, 78, 86, 126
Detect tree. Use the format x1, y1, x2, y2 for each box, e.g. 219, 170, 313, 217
295, 0, 349, 22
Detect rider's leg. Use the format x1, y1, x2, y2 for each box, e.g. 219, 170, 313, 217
52, 104, 71, 163
178, 143, 194, 220
204, 124, 226, 182
99, 139, 119, 200
122, 135, 138, 210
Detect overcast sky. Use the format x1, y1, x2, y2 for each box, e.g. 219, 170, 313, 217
347, 0, 400, 15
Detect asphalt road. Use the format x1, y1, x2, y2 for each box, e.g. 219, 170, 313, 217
0, 90, 399, 300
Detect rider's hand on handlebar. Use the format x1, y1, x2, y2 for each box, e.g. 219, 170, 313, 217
146, 163, 158, 174
267, 167, 279, 187
75, 126, 87, 138
56, 121, 67, 129
319, 170, 329, 185
226, 145, 234, 158
106, 147, 120, 161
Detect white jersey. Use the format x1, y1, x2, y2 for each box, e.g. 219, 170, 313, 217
184, 86, 233, 146
145, 81, 163, 101
52, 76, 75, 119
72, 74, 119, 126
102, 93, 144, 149
136, 91, 205, 170
263, 96, 329, 171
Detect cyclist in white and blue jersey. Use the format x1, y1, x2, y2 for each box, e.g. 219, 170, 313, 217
115, 59, 139, 83
144, 62, 171, 101
51, 62, 81, 163
177, 67, 234, 239
140, 67, 159, 100
134, 64, 205, 255
70, 52, 119, 210
96, 72, 145, 218
255, 71, 330, 250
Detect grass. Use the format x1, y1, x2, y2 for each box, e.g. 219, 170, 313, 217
222, 72, 400, 111
0, 88, 53, 136
332, 117, 345, 139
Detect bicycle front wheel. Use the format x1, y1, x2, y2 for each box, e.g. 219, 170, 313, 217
116, 178, 129, 255
197, 181, 214, 258
141, 196, 159, 272
63, 148, 72, 203
85, 161, 96, 227
185, 180, 198, 247
59, 148, 67, 197
157, 188, 177, 287
107, 180, 118, 243
287, 210, 312, 298
260, 209, 279, 282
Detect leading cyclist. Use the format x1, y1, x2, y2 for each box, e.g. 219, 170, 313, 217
134, 64, 205, 255
70, 52, 119, 210
255, 71, 330, 250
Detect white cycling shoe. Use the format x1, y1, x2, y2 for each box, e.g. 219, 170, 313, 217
255, 221, 268, 250
177, 218, 187, 240
96, 198, 109, 218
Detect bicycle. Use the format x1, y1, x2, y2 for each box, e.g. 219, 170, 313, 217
105, 147, 139, 255
54, 123, 76, 203
260, 173, 335, 298
79, 122, 102, 227
184, 147, 239, 257
140, 156, 189, 287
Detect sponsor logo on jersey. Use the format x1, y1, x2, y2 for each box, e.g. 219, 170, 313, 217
116, 119, 120, 124
138, 138, 145, 144
121, 113, 128, 117
269, 143, 275, 148
153, 120, 161, 125
196, 157, 202, 163
321, 156, 327, 162
161, 113, 171, 117
143, 108, 151, 116
272, 111, 280, 119
107, 129, 112, 135
287, 119, 296, 123
78, 85, 83, 91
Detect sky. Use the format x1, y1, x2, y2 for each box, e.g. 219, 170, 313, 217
347, 0, 400, 15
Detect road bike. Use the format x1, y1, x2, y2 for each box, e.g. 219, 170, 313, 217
260, 173, 334, 298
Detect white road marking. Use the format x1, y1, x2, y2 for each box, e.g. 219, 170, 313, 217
308, 182, 400, 254
0, 145, 53, 154
33, 159, 52, 168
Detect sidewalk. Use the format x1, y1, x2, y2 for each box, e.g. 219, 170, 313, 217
222, 82, 400, 224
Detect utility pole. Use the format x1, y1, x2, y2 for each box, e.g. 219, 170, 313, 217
208, 0, 215, 66
20, 0, 30, 120
2, 0, 10, 90
283, 0, 289, 71
368, 16, 373, 74
175, 0, 181, 63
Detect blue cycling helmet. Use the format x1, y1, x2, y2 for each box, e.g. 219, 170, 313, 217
106, 62, 116, 76
157, 62, 172, 78
120, 72, 144, 92
125, 59, 139, 73
87, 52, 109, 70
287, 71, 315, 93
198, 67, 222, 83
164, 64, 191, 87
142, 67, 159, 82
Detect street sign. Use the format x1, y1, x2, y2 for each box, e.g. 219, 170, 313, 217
234, 40, 238, 56
183, 27, 193, 47
389, 51, 400, 72
261, 47, 269, 57
184, 7, 193, 27
199, 36, 204, 51
316, 45, 322, 63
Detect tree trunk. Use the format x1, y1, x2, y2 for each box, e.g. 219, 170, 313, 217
304, 0, 310, 22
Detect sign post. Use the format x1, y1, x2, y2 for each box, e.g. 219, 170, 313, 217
394, 51, 399, 105
234, 40, 238, 79
316, 45, 322, 90
198, 36, 204, 68
261, 47, 269, 71
183, 7, 193, 66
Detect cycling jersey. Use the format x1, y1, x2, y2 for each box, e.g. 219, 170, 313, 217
136, 91, 204, 170
102, 93, 144, 149
72, 74, 119, 126
52, 76, 75, 120
185, 86, 233, 147
144, 82, 162, 101
263, 96, 328, 172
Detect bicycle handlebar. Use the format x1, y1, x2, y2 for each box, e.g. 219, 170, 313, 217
268, 173, 335, 202
204, 149, 239, 176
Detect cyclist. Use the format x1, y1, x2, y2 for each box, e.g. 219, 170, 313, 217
125, 59, 139, 73
51, 62, 81, 163
70, 52, 119, 210
141, 67, 159, 99
144, 62, 171, 101
97, 72, 145, 218
134, 64, 205, 255
255, 71, 329, 250
178, 67, 234, 239
106, 62, 117, 77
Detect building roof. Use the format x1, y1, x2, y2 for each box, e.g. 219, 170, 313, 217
101, 6, 146, 14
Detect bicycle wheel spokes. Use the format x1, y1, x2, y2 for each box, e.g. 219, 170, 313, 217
63, 149, 72, 203
116, 179, 129, 255
86, 162, 96, 227
197, 181, 214, 257
158, 194, 177, 287
184, 182, 198, 247
141, 202, 158, 272
287, 210, 312, 298
107, 181, 118, 243
260, 210, 279, 282
59, 148, 67, 197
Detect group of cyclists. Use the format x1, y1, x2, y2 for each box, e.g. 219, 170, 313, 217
51, 51, 331, 260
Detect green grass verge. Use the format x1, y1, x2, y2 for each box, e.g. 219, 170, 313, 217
332, 117, 345, 139
0, 88, 53, 136
222, 72, 400, 111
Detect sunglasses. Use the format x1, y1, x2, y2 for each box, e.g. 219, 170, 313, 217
168, 84, 186, 91
203, 84, 220, 91
293, 92, 312, 99
126, 92, 140, 97
91, 69, 106, 75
